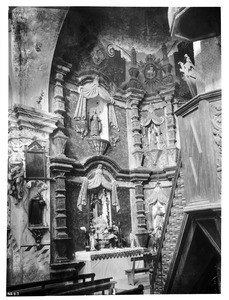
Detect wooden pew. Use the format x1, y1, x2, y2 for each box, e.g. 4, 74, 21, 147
125, 256, 149, 285
116, 284, 144, 295
6, 273, 95, 296
55, 278, 116, 295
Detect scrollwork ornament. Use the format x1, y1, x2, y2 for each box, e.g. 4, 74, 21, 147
107, 44, 115, 57
210, 103, 222, 193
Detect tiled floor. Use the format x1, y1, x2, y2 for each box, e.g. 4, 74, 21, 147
115, 273, 150, 294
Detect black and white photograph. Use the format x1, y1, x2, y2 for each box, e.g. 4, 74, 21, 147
3, 1, 223, 296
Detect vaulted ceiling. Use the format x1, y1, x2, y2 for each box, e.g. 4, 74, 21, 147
54, 7, 175, 72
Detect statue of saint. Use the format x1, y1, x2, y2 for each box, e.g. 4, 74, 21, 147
151, 200, 165, 241
29, 194, 46, 226
90, 111, 102, 137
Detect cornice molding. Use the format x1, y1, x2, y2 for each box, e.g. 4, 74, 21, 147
175, 89, 221, 117
184, 201, 221, 214
70, 155, 175, 183
11, 105, 60, 134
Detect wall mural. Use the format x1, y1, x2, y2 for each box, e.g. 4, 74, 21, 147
78, 40, 126, 87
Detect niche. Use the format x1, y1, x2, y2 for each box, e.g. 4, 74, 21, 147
27, 181, 49, 249
89, 187, 112, 239
29, 194, 46, 226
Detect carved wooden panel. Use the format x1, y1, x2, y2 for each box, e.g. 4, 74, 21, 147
25, 140, 46, 179
178, 100, 219, 205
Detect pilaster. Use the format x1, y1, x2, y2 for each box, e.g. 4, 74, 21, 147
164, 92, 178, 167
128, 88, 145, 168
130, 169, 150, 247
50, 156, 75, 263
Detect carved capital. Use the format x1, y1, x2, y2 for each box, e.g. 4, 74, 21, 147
50, 156, 75, 174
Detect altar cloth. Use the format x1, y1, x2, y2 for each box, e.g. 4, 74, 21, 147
75, 247, 145, 280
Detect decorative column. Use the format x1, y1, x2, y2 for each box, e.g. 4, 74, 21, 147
53, 59, 72, 124
165, 92, 178, 167
135, 181, 146, 229
129, 91, 145, 168
130, 171, 150, 248
50, 157, 75, 263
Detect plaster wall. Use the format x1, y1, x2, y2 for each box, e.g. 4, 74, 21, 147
9, 7, 68, 110
194, 37, 221, 94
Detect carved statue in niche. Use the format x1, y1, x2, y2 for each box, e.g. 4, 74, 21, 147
90, 188, 112, 247
89, 110, 102, 137
29, 194, 46, 226
77, 165, 120, 249
145, 182, 168, 250
141, 104, 165, 151
77, 164, 120, 212
91, 189, 111, 226
74, 76, 119, 140
28, 182, 48, 226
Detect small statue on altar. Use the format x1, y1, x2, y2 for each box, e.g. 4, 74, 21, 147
90, 110, 102, 137
108, 227, 118, 248
129, 232, 137, 248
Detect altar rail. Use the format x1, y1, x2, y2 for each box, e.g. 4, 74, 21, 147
76, 247, 144, 261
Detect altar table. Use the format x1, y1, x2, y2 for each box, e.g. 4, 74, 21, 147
75, 247, 145, 280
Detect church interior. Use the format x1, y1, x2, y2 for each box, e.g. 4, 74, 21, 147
7, 6, 221, 295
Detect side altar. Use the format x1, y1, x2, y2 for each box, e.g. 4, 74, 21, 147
75, 247, 145, 280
